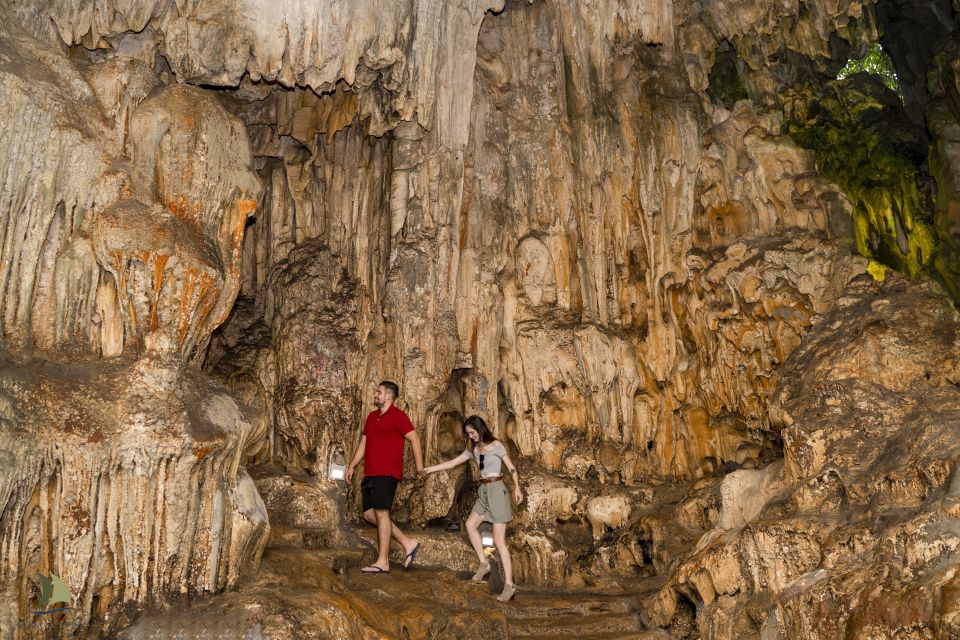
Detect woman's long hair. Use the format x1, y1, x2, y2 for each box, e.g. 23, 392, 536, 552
463, 415, 496, 451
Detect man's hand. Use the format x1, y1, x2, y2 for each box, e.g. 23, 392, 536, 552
417, 466, 427, 479
346, 464, 356, 483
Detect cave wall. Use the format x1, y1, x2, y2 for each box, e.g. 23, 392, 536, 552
646, 273, 960, 639
195, 1, 960, 632
0, 10, 268, 639
0, 0, 897, 470
454, 1, 864, 485
1, 0, 960, 637
205, 0, 873, 498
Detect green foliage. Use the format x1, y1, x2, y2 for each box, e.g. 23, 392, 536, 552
788, 76, 951, 295
837, 43, 902, 96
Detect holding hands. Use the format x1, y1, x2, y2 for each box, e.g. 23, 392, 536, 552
421, 450, 471, 478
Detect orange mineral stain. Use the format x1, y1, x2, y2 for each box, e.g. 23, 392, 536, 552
178, 270, 199, 348
149, 254, 169, 331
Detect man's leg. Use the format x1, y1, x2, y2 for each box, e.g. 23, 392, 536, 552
392, 517, 419, 567
359, 477, 419, 570
363, 508, 420, 559
360, 478, 393, 571
372, 509, 392, 569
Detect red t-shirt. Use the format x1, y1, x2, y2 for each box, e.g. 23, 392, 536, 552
363, 404, 414, 480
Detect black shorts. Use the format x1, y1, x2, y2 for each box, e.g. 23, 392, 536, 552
361, 476, 399, 512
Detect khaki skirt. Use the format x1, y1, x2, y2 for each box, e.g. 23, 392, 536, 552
472, 479, 513, 523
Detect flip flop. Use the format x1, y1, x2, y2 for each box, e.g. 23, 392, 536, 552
403, 543, 421, 570
360, 565, 390, 574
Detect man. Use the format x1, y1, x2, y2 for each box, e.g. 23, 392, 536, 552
346, 380, 424, 573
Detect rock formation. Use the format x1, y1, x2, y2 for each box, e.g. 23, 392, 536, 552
646, 274, 960, 638
0, 0, 959, 638
0, 9, 266, 639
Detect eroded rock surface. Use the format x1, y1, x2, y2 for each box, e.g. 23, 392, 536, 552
0, 356, 268, 637
649, 275, 960, 638
0, 11, 264, 640
118, 545, 668, 640
2, 0, 960, 638
207, 0, 867, 505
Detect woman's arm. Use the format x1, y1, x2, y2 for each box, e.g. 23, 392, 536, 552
502, 452, 523, 503
424, 450, 471, 474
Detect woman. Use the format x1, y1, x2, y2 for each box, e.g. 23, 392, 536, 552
423, 415, 523, 602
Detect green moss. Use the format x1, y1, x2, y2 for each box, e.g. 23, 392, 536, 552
867, 260, 888, 282
926, 119, 960, 301
708, 43, 749, 109
787, 74, 960, 297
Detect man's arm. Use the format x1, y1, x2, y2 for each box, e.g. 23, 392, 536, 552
404, 430, 425, 476
346, 435, 366, 482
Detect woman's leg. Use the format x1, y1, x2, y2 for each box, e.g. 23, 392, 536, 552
493, 522, 513, 586
465, 511, 487, 565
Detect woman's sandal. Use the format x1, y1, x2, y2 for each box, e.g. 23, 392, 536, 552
471, 562, 491, 581
498, 583, 516, 602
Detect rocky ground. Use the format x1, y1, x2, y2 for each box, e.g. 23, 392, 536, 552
118, 540, 668, 640
117, 471, 670, 640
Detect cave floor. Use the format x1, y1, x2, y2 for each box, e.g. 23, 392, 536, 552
120, 526, 670, 639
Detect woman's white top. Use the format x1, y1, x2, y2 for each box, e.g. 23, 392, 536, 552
465, 441, 507, 478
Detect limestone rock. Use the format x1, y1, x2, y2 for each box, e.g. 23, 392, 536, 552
202, 2, 870, 527
0, 17, 260, 360
717, 461, 787, 531
118, 546, 654, 639
0, 357, 268, 638
0, 14, 267, 639
4, 0, 960, 637
93, 83, 260, 358
650, 275, 960, 639
14, 0, 506, 139
265, 241, 368, 467
253, 473, 348, 550
585, 493, 633, 540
